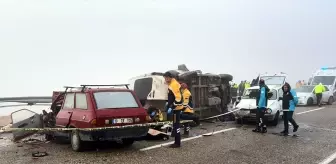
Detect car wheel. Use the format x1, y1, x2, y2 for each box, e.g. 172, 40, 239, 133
307, 98, 314, 106
236, 119, 242, 124
121, 138, 135, 147
271, 112, 280, 126
328, 97, 334, 105
71, 130, 83, 152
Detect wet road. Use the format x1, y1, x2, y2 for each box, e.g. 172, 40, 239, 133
1, 104, 336, 164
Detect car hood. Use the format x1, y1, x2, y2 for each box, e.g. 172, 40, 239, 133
236, 99, 276, 109
297, 92, 312, 98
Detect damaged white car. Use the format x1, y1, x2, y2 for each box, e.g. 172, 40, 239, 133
233, 85, 284, 126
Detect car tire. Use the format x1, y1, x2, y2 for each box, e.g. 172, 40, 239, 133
71, 130, 84, 152
271, 112, 280, 126
121, 138, 135, 147
219, 74, 233, 81
328, 97, 334, 105
307, 98, 314, 106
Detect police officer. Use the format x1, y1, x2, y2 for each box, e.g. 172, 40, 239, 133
180, 83, 200, 126
314, 83, 325, 107
253, 79, 269, 133
163, 72, 183, 148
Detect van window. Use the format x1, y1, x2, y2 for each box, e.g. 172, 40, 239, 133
93, 91, 139, 110
312, 76, 336, 85
75, 93, 88, 109
63, 93, 75, 109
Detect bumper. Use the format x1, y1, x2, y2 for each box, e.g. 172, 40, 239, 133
234, 110, 275, 122
79, 126, 149, 141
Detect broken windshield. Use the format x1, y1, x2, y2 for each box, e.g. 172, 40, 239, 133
242, 89, 277, 100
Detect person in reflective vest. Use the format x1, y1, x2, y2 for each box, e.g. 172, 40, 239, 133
253, 79, 269, 133
180, 83, 200, 127
163, 72, 183, 148
314, 83, 326, 107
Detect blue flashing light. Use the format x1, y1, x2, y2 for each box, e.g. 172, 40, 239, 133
321, 67, 328, 70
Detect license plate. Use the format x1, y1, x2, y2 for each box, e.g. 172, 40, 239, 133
112, 118, 133, 124
239, 110, 249, 115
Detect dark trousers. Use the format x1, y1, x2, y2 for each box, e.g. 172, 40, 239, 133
180, 113, 200, 126
316, 93, 322, 105
256, 108, 266, 129
172, 110, 181, 146
283, 111, 298, 133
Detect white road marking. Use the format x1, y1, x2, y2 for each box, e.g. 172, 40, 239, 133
296, 107, 326, 115
319, 151, 336, 164
139, 127, 237, 151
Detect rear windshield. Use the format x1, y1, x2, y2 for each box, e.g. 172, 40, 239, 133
93, 91, 139, 110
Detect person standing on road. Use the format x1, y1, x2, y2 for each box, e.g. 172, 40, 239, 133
253, 79, 269, 133
180, 83, 200, 126
163, 72, 184, 148
280, 82, 299, 136
314, 83, 326, 107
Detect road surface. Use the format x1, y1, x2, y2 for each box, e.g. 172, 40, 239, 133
1, 104, 336, 164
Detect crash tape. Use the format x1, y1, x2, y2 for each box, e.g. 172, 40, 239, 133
0, 120, 193, 132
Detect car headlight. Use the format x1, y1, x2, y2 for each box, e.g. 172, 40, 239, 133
266, 108, 272, 114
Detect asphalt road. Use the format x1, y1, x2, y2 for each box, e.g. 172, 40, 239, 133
1, 104, 336, 164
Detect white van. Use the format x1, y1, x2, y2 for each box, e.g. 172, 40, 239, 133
310, 67, 336, 102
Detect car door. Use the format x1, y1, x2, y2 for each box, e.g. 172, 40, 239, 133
11, 109, 43, 142
321, 86, 330, 102
55, 93, 75, 128
70, 93, 93, 128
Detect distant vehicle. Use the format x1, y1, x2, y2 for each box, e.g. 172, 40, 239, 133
11, 85, 150, 152
296, 85, 334, 106
233, 84, 283, 126
310, 67, 336, 101
250, 72, 287, 87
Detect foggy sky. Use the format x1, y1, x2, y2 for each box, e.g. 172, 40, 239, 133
1, 0, 335, 97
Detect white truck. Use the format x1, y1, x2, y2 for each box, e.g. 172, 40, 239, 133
309, 67, 336, 102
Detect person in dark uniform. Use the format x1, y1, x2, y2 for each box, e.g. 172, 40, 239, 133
253, 79, 269, 133
280, 82, 299, 136
163, 72, 184, 148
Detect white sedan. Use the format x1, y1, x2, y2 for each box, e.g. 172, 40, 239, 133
296, 85, 334, 106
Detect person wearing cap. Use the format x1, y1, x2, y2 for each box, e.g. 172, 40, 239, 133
180, 83, 200, 127
253, 79, 270, 133
163, 71, 183, 148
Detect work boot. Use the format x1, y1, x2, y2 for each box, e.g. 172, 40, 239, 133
293, 125, 299, 133
261, 127, 267, 133
169, 144, 181, 148
280, 130, 285, 134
